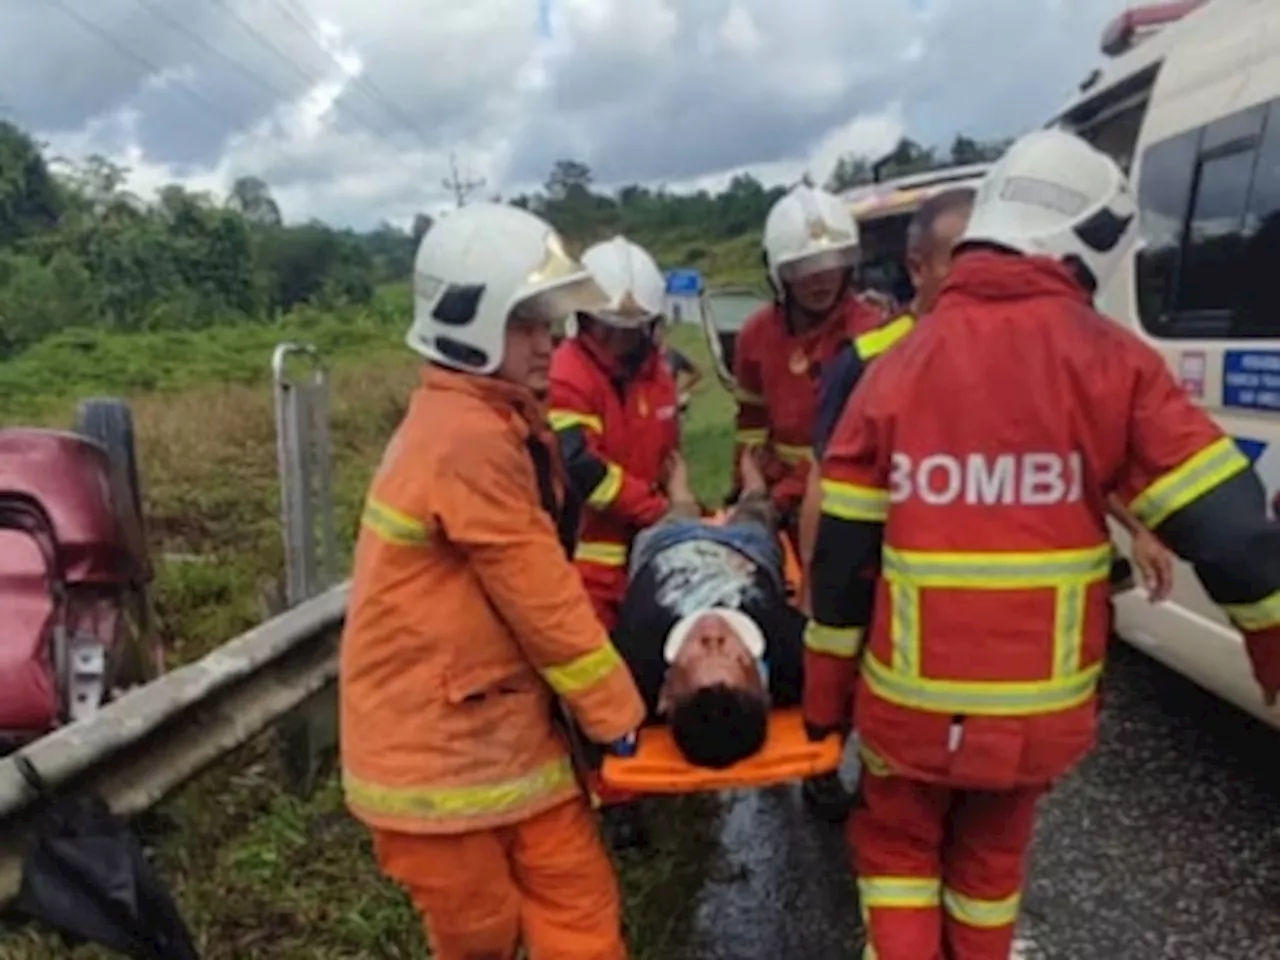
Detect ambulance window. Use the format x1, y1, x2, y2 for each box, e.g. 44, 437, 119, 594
1236, 103, 1280, 335
1135, 129, 1199, 335
1078, 101, 1147, 173
1174, 147, 1258, 316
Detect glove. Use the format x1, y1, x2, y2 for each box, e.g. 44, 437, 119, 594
607, 731, 639, 757
1244, 627, 1280, 706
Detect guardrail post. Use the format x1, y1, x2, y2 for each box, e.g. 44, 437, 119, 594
272, 343, 340, 797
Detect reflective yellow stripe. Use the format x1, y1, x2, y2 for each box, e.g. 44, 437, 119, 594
804, 620, 863, 658
1224, 589, 1280, 631
854, 314, 915, 361
942, 887, 1022, 928
880, 545, 1112, 589
821, 478, 889, 521
862, 652, 1102, 715
361, 497, 430, 546
775, 442, 812, 464
872, 544, 1111, 715
735, 388, 766, 405
542, 642, 625, 695
736, 428, 768, 445
587, 462, 623, 508
858, 741, 893, 777
1129, 436, 1249, 528
858, 875, 941, 909
548, 408, 603, 433
343, 756, 574, 820
574, 541, 627, 566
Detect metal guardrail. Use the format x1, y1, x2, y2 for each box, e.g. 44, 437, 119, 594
0, 582, 348, 902
0, 342, 347, 906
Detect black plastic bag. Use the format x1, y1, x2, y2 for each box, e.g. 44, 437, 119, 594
7, 757, 199, 960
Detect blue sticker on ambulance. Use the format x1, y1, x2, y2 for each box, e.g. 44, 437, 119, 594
1223, 350, 1280, 411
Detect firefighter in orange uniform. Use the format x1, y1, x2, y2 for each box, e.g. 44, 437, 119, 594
805, 130, 1280, 959
733, 184, 886, 528
549, 235, 681, 633
340, 203, 645, 960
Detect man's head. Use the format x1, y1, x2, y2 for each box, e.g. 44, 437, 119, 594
763, 184, 861, 321
905, 187, 975, 314
957, 128, 1139, 297
406, 203, 606, 397
576, 235, 666, 367
660, 609, 769, 768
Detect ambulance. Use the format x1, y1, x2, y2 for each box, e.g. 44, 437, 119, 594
1038, 0, 1280, 728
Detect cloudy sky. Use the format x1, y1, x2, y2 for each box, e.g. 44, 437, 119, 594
0, 0, 1131, 229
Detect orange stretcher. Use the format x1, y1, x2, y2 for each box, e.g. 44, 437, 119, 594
599, 511, 835, 794
600, 708, 842, 793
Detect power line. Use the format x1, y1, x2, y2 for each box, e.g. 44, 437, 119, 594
46, 0, 244, 127
265, 0, 438, 146
442, 151, 485, 207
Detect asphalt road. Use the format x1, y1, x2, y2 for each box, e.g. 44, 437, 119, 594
687, 642, 1280, 959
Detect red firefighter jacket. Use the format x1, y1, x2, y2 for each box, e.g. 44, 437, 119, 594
549, 336, 680, 619
805, 252, 1280, 790
733, 296, 885, 517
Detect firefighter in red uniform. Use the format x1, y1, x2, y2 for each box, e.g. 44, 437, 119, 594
805, 129, 1280, 959
550, 235, 680, 632
732, 184, 885, 528
549, 236, 680, 850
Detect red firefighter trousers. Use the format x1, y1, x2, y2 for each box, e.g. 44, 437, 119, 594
372, 797, 626, 960
851, 769, 1046, 959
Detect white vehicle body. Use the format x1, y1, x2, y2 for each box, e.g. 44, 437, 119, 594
1049, 0, 1280, 728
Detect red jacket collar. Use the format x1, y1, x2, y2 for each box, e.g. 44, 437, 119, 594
937, 250, 1093, 308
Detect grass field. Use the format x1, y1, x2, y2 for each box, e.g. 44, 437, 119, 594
0, 303, 743, 958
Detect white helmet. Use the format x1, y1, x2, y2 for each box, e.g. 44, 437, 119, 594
960, 128, 1138, 293
578, 235, 667, 330
406, 202, 606, 374
763, 184, 861, 288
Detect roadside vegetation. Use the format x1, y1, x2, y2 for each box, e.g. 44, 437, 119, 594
0, 116, 1009, 957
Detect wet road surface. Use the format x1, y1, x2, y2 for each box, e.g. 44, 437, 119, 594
687, 642, 1280, 959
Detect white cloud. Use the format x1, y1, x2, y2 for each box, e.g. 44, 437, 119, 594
1, 0, 1132, 229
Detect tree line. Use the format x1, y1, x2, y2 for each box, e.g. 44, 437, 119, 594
0, 117, 1007, 358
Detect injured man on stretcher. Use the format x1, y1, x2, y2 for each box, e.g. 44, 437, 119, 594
609, 448, 850, 812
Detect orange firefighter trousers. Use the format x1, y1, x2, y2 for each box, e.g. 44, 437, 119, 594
851, 770, 1046, 959
372, 797, 626, 960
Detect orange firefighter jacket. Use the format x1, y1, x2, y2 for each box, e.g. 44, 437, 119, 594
806, 252, 1280, 791
733, 296, 886, 516
340, 366, 645, 835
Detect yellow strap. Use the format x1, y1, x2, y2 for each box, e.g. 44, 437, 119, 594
361, 497, 430, 546
858, 875, 941, 909
542, 642, 625, 696
574, 541, 628, 566
853, 313, 915, 361
820, 478, 889, 522
774, 442, 812, 464
736, 428, 768, 445
862, 651, 1102, 716
942, 887, 1022, 929
548, 408, 603, 433
803, 621, 863, 658
1128, 436, 1249, 529
1224, 589, 1280, 632
343, 756, 574, 820
587, 462, 623, 508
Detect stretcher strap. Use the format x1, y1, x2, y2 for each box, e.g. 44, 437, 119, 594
600, 708, 842, 794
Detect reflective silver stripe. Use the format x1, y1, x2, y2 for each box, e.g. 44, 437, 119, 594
820, 479, 889, 522
1129, 436, 1249, 528
942, 887, 1022, 928
804, 621, 863, 658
